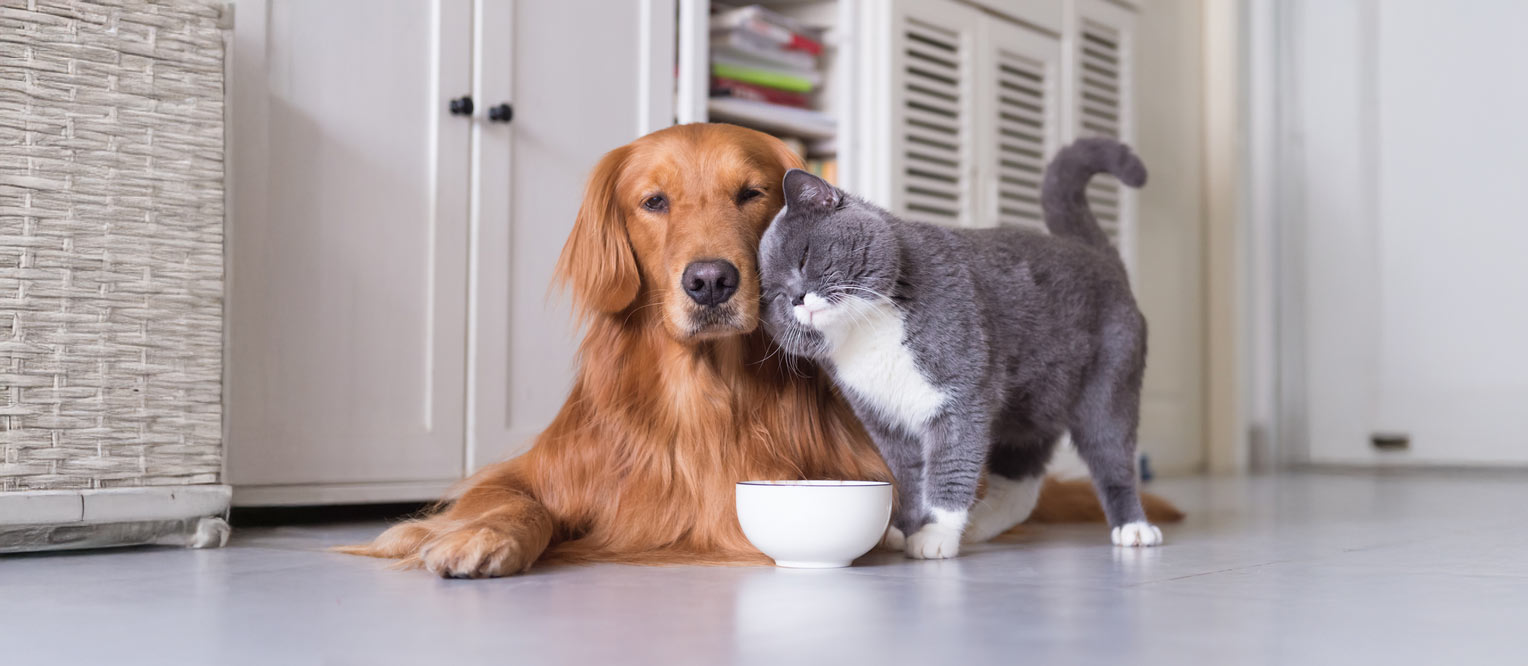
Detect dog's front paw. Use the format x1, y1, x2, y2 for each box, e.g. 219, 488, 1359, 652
880, 525, 906, 551
1111, 521, 1163, 547
905, 522, 962, 559
419, 523, 536, 578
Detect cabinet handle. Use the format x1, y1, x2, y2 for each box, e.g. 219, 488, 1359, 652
449, 95, 474, 116
488, 102, 513, 123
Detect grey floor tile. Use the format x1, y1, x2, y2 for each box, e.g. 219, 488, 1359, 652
1, 470, 1524, 665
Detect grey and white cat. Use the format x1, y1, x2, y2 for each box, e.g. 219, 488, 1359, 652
758, 138, 1161, 558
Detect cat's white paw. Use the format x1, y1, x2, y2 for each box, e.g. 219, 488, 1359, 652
906, 508, 966, 559
906, 523, 962, 559
880, 525, 906, 551
1111, 521, 1163, 547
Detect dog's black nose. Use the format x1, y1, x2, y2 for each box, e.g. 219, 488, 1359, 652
682, 259, 739, 307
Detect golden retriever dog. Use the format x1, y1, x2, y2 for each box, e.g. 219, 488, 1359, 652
339, 124, 1179, 578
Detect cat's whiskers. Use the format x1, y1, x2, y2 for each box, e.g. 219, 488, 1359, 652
779, 325, 808, 378
833, 285, 900, 313
829, 290, 886, 331
753, 338, 786, 367
838, 298, 876, 330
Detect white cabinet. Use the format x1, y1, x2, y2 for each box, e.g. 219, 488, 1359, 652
859, 0, 1066, 231
859, 0, 1064, 232
978, 15, 1064, 232
1064, 0, 1138, 266
467, 0, 674, 472
875, 0, 983, 227
861, 0, 1128, 240
227, 0, 472, 500
227, 0, 672, 505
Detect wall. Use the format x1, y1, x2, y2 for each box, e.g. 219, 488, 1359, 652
1289, 0, 1528, 466
1132, 0, 1208, 474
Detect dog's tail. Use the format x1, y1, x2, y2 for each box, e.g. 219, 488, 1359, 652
1027, 477, 1185, 524
1041, 137, 1147, 253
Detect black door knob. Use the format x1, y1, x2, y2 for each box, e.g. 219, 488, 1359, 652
488, 103, 513, 123
449, 95, 474, 116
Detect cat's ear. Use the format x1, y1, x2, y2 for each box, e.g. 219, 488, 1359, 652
783, 168, 842, 210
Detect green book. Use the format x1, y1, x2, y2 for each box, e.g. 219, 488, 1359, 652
712, 61, 816, 93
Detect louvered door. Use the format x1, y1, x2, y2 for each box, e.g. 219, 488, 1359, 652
976, 20, 1061, 231
1065, 0, 1136, 262
879, 0, 982, 227
869, 0, 1133, 243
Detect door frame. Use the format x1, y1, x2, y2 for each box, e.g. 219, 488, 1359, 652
1203, 0, 1291, 474
1237, 0, 1314, 471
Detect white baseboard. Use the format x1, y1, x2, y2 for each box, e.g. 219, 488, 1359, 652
232, 480, 458, 507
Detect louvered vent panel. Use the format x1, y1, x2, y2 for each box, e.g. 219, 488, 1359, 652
993, 51, 1047, 230
1079, 20, 1123, 244
901, 17, 964, 224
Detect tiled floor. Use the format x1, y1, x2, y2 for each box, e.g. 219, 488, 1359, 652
3, 471, 1526, 665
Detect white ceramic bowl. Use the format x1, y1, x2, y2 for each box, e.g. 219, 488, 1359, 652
735, 480, 893, 568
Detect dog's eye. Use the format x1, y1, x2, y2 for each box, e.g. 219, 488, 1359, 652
736, 187, 764, 205
642, 194, 668, 213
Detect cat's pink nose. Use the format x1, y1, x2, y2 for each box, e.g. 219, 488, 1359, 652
794, 294, 829, 326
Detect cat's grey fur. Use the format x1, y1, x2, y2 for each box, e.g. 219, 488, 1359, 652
758, 138, 1159, 556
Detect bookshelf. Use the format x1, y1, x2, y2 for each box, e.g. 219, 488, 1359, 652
706, 97, 837, 140
677, 0, 854, 187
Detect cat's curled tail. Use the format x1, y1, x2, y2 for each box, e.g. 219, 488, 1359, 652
1041, 137, 1147, 253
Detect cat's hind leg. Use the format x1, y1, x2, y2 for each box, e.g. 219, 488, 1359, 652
1069, 318, 1161, 547
1072, 423, 1160, 546
963, 404, 1066, 543
963, 426, 1059, 543
962, 474, 1043, 544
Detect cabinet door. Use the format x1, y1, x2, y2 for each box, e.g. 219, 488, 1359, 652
467, 0, 675, 470
976, 19, 1062, 231
872, 0, 983, 227
227, 0, 472, 493
1064, 0, 1137, 262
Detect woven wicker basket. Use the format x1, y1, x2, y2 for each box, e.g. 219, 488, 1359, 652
0, 0, 227, 497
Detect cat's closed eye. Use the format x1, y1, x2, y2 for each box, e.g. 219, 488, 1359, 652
799, 244, 809, 270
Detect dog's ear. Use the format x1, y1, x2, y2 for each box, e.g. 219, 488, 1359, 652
556, 145, 640, 316
770, 136, 806, 172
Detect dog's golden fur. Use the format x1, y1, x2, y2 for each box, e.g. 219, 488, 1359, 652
339, 124, 1179, 577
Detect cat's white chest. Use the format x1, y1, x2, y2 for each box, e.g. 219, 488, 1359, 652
817, 299, 948, 433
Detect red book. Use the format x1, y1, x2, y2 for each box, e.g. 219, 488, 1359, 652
710, 76, 811, 109
782, 32, 823, 57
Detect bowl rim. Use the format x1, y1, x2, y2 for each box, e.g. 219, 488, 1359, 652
736, 480, 892, 487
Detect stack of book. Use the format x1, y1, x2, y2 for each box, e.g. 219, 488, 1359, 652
708, 5, 838, 148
